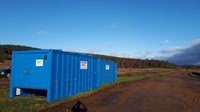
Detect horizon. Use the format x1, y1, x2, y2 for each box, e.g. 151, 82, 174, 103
0, 44, 196, 66
0, 0, 200, 65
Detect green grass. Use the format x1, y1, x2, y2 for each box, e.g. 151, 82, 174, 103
118, 75, 149, 82
117, 69, 175, 83
0, 69, 176, 112
0, 87, 101, 112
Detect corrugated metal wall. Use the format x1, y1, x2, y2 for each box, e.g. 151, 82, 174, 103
10, 50, 117, 102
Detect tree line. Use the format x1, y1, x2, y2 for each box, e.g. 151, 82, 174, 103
0, 44, 178, 68
93, 54, 177, 69
0, 44, 39, 60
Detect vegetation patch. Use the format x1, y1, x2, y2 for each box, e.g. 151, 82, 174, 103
117, 69, 175, 82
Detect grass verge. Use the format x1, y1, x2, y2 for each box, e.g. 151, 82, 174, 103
118, 69, 175, 82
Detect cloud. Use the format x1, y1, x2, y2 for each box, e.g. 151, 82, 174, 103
137, 51, 153, 55
191, 38, 200, 46
37, 31, 48, 36
163, 43, 200, 65
144, 51, 153, 55
136, 51, 154, 59
108, 52, 132, 58
160, 46, 183, 54
137, 52, 142, 54
86, 48, 102, 54
63, 48, 76, 52
160, 40, 169, 45
107, 43, 115, 48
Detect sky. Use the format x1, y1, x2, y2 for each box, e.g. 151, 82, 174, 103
0, 0, 200, 65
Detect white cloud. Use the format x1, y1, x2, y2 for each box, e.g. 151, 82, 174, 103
144, 51, 153, 55
86, 48, 102, 54
160, 46, 184, 54
108, 52, 132, 58
107, 43, 115, 48
160, 40, 169, 45
191, 38, 200, 46
136, 51, 153, 55
63, 48, 76, 52
37, 31, 48, 36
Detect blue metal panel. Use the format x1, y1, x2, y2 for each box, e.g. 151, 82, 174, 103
66, 54, 70, 97
10, 49, 117, 102
77, 55, 81, 94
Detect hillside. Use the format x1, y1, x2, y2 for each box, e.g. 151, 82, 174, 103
0, 44, 177, 68
93, 54, 177, 69
0, 44, 40, 60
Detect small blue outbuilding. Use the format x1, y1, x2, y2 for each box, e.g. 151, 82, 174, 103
10, 50, 117, 102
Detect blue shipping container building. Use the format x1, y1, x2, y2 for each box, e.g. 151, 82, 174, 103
10, 50, 117, 102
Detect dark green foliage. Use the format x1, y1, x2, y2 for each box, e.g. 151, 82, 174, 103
0, 44, 40, 60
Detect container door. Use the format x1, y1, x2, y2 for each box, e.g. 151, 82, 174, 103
13, 53, 50, 89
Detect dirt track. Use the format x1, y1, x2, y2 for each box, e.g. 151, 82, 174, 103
45, 71, 200, 112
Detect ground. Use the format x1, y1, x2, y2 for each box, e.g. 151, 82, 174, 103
0, 60, 11, 69
1, 69, 200, 112
44, 71, 200, 112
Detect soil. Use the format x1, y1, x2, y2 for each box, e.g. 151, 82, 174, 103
43, 71, 200, 112
0, 60, 11, 69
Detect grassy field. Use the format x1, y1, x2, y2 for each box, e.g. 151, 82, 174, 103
0, 69, 176, 112
118, 69, 176, 82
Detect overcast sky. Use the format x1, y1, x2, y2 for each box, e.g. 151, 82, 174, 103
0, 0, 200, 65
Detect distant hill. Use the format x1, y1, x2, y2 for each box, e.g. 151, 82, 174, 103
93, 54, 177, 69
0, 44, 40, 60
0, 44, 177, 68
